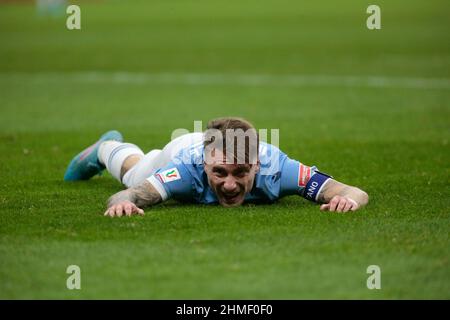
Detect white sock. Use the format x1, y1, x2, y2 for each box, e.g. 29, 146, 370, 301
97, 141, 144, 182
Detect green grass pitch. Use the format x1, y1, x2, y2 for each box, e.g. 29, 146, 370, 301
0, 0, 449, 299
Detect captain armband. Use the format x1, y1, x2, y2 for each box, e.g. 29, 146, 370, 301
302, 171, 333, 202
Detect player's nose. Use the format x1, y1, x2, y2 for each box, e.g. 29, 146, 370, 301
223, 177, 238, 192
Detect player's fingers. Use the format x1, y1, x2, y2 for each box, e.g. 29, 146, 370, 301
126, 204, 136, 216
343, 201, 353, 212
130, 204, 144, 216
337, 199, 347, 212
320, 204, 330, 211
115, 205, 123, 217
108, 208, 115, 218
329, 196, 340, 212
124, 203, 133, 216
133, 206, 144, 216
350, 200, 360, 211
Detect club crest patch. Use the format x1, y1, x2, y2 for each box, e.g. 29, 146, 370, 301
298, 164, 311, 187
157, 168, 181, 183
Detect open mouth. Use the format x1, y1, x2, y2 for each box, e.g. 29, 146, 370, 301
222, 192, 241, 203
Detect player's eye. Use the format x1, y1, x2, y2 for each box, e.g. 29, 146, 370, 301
212, 168, 227, 177
234, 171, 247, 178
233, 167, 250, 178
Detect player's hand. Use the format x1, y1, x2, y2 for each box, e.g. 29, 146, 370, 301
104, 201, 144, 217
320, 195, 359, 213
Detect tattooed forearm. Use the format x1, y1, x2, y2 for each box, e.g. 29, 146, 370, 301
107, 189, 133, 207
132, 181, 162, 208
107, 180, 162, 209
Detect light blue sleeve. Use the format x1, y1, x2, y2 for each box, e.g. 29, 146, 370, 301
279, 158, 332, 202
146, 161, 195, 201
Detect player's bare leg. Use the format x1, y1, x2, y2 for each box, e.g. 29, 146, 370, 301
120, 155, 143, 180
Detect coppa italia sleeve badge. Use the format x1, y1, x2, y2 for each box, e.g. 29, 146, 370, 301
157, 168, 181, 183
298, 164, 311, 187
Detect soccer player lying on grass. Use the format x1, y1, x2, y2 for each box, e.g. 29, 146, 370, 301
64, 117, 368, 217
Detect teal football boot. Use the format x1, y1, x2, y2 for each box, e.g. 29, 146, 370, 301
64, 130, 123, 181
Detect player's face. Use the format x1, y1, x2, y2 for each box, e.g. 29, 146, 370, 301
204, 161, 259, 207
